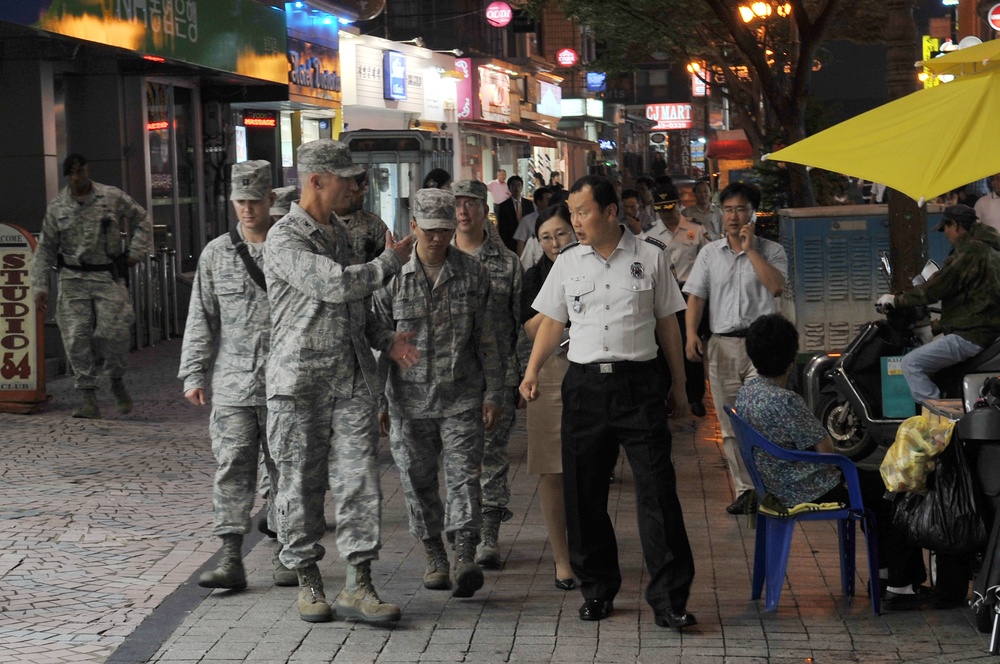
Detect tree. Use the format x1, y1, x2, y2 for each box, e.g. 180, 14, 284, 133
529, 0, 888, 207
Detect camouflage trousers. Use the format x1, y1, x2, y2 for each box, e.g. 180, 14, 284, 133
481, 389, 516, 514
209, 405, 277, 536
268, 384, 382, 569
389, 408, 484, 541
56, 277, 135, 390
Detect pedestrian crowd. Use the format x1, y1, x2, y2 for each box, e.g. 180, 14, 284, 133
35, 143, 994, 634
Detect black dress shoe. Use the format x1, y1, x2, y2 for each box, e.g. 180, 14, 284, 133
655, 608, 698, 629
555, 577, 577, 591
579, 599, 614, 621
690, 401, 706, 417
726, 490, 757, 515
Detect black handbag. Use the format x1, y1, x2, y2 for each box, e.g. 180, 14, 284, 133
890, 437, 987, 555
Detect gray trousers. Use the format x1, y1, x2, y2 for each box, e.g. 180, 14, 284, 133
209, 405, 276, 536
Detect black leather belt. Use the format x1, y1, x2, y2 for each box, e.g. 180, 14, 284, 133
571, 359, 657, 374
716, 329, 749, 338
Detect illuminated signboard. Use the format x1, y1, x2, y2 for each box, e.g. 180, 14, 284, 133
0, 223, 47, 411
537, 81, 562, 118
244, 111, 277, 128
478, 66, 511, 122
562, 98, 604, 118
486, 1, 513, 27
147, 120, 169, 131
288, 37, 342, 106
599, 139, 617, 150
586, 71, 606, 92
384, 50, 408, 101
556, 48, 578, 68
646, 103, 693, 130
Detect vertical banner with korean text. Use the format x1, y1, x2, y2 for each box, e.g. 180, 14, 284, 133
0, 224, 48, 413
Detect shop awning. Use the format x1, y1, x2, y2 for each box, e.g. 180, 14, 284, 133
625, 113, 657, 131
516, 120, 598, 147
459, 120, 557, 148
707, 139, 754, 160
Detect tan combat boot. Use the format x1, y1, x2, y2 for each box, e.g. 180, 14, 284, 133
453, 530, 484, 598
422, 535, 451, 590
335, 561, 401, 623
72, 389, 101, 419
272, 546, 298, 587
110, 379, 133, 414
297, 564, 333, 623
197, 534, 247, 589
475, 508, 503, 569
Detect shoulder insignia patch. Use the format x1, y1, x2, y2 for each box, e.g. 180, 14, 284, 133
559, 241, 580, 254
644, 236, 667, 250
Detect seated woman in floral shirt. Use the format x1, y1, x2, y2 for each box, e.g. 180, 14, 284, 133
734, 314, 928, 610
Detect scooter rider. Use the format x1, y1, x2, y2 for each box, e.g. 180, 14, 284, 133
878, 204, 1000, 404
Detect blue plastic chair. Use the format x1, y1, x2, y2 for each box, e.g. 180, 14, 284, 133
723, 406, 882, 615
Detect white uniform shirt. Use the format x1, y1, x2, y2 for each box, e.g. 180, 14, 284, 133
682, 235, 788, 334
532, 230, 685, 364
682, 204, 723, 241
975, 192, 1000, 233
642, 218, 708, 283
513, 210, 540, 243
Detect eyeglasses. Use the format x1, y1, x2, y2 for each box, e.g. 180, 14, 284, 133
539, 230, 573, 244
722, 205, 751, 215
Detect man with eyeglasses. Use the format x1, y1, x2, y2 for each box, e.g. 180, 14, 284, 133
682, 181, 787, 516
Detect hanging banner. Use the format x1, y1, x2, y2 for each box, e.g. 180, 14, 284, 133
0, 223, 48, 413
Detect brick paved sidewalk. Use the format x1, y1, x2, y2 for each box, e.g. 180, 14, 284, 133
1, 340, 997, 663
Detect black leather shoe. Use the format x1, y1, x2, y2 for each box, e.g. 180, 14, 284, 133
726, 490, 757, 515
655, 608, 698, 630
555, 577, 576, 591
579, 599, 613, 621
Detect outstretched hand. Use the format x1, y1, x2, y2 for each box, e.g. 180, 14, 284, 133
386, 231, 415, 264
389, 331, 420, 372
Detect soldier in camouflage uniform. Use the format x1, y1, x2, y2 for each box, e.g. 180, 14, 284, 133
270, 185, 297, 221
336, 169, 390, 261
264, 139, 418, 624
31, 154, 152, 419
451, 180, 524, 569
178, 160, 296, 592
373, 188, 504, 598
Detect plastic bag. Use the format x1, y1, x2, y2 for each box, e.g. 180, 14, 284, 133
889, 437, 987, 555
880, 415, 954, 493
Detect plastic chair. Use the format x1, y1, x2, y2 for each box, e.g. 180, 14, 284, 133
723, 406, 882, 615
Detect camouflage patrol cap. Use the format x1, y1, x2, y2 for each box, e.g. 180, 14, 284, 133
270, 185, 297, 217
452, 179, 488, 202
230, 160, 272, 201
296, 139, 364, 177
652, 183, 680, 210
935, 203, 978, 231
411, 188, 457, 231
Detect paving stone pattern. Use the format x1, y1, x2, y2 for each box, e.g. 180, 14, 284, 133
1, 339, 997, 663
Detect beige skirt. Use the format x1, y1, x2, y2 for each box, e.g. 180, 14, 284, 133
526, 352, 570, 475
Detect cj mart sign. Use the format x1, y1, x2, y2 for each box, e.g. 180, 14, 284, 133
646, 103, 693, 131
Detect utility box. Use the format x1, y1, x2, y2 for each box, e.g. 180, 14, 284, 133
881, 356, 916, 418
779, 204, 950, 353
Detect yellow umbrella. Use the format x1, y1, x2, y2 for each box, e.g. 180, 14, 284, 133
764, 69, 1000, 204
919, 38, 1000, 78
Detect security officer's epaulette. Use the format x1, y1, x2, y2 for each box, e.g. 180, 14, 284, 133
644, 236, 667, 250
559, 241, 579, 254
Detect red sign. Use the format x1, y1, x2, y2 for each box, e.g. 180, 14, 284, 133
556, 48, 578, 68
486, 1, 513, 28
0, 223, 48, 413
645, 103, 693, 131
244, 112, 277, 128
989, 3, 1000, 31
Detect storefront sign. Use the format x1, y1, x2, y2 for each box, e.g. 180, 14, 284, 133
477, 67, 511, 123
586, 72, 607, 92
646, 103, 693, 130
556, 48, 579, 68
486, 2, 513, 28
288, 38, 342, 106
0, 0, 287, 84
562, 98, 603, 118
346, 44, 423, 113
244, 111, 277, 128
455, 58, 473, 120
537, 81, 562, 118
0, 224, 47, 412
384, 50, 408, 101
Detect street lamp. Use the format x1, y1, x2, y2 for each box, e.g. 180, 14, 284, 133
738, 2, 791, 23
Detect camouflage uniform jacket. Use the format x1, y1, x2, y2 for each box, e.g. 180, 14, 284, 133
373, 247, 503, 419
265, 202, 401, 399
31, 182, 152, 294
340, 208, 390, 262
177, 226, 269, 406
456, 232, 524, 388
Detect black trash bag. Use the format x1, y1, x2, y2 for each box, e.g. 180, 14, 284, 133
890, 438, 988, 555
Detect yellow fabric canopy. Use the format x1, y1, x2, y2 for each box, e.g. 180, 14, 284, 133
919, 39, 1000, 78
765, 70, 1000, 204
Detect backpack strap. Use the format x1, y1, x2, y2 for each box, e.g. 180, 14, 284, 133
229, 226, 267, 292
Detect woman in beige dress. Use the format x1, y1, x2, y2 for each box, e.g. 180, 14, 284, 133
521, 202, 576, 589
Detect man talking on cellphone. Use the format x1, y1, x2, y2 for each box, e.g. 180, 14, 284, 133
682, 182, 787, 516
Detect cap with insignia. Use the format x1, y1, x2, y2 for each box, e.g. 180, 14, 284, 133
452, 179, 488, 202
270, 185, 297, 217
652, 183, 680, 210
411, 188, 457, 230
296, 139, 364, 178
230, 160, 272, 201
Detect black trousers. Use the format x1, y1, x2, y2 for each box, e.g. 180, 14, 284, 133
561, 361, 696, 612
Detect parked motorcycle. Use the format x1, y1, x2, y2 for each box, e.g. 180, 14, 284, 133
803, 257, 1000, 460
